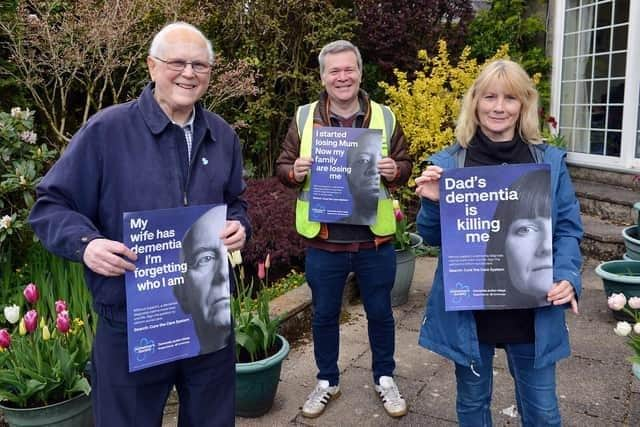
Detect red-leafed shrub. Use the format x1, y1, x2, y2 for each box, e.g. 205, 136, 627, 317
243, 177, 305, 282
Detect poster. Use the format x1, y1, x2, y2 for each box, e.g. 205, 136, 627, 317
440, 163, 552, 311
309, 127, 382, 225
123, 204, 230, 371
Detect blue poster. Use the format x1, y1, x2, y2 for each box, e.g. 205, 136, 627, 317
123, 204, 230, 371
309, 127, 382, 225
440, 164, 552, 311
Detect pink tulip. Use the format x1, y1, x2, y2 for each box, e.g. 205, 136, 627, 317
258, 262, 266, 280
0, 328, 10, 349
607, 293, 627, 311
55, 299, 68, 313
23, 283, 39, 304
395, 209, 404, 221
23, 310, 38, 333
56, 311, 70, 334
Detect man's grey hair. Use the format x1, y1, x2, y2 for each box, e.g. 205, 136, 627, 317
149, 22, 214, 63
318, 40, 362, 75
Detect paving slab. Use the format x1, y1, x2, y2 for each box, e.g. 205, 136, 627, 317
161, 255, 639, 426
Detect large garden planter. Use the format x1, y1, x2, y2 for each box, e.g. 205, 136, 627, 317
0, 393, 92, 427
622, 226, 640, 260
633, 362, 640, 380
391, 232, 423, 307
595, 260, 640, 321
235, 334, 290, 417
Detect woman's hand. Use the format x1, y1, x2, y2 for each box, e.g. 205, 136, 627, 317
415, 165, 443, 201
547, 280, 579, 314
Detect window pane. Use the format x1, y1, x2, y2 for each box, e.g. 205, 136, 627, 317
577, 56, 592, 79
573, 128, 590, 153
611, 52, 626, 77
579, 30, 594, 54
608, 106, 623, 129
567, 0, 579, 7
591, 105, 606, 129
612, 25, 628, 51
575, 106, 589, 127
564, 33, 579, 55
594, 54, 609, 78
563, 58, 577, 80
609, 79, 625, 103
614, 0, 630, 25
560, 107, 575, 128
595, 28, 610, 53
596, 2, 612, 27
576, 80, 592, 104
606, 131, 621, 156
565, 9, 579, 33
590, 130, 604, 154
580, 6, 596, 31
592, 80, 608, 103
561, 82, 576, 104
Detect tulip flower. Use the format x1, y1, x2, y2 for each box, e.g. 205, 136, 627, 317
395, 209, 404, 221
265, 253, 271, 270
18, 318, 26, 335
56, 311, 70, 334
393, 199, 400, 210
23, 309, 38, 333
634, 323, 640, 335
258, 262, 266, 280
23, 283, 39, 304
629, 297, 640, 310
228, 250, 242, 267
55, 299, 68, 313
3, 304, 20, 324
614, 321, 632, 337
0, 328, 10, 349
42, 324, 51, 341
607, 293, 627, 311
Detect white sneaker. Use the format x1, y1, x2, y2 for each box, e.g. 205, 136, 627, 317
375, 376, 407, 417
301, 380, 341, 418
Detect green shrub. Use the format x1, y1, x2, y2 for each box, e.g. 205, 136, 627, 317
0, 108, 57, 263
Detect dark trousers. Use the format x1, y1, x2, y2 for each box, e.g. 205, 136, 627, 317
305, 244, 396, 386
91, 317, 235, 427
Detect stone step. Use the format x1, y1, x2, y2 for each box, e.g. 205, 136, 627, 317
574, 178, 639, 225
569, 164, 639, 187
580, 213, 626, 261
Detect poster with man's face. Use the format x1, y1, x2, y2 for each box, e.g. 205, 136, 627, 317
123, 204, 230, 372
309, 127, 382, 225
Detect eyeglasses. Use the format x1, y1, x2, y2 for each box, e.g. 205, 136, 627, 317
152, 56, 211, 74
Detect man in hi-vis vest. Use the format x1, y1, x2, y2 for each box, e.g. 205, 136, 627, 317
276, 40, 412, 419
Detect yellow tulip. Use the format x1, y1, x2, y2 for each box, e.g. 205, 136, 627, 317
19, 318, 27, 335
42, 325, 51, 341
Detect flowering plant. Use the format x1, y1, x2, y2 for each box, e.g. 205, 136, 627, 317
393, 199, 411, 251
228, 251, 284, 363
0, 283, 91, 408
541, 115, 566, 149
608, 293, 640, 364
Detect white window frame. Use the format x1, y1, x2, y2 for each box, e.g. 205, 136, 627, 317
551, 0, 640, 172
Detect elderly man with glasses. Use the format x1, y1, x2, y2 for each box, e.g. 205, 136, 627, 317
29, 22, 249, 427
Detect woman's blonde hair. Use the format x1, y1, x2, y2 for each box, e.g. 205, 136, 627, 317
455, 59, 541, 147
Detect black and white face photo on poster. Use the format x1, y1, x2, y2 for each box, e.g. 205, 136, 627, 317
174, 206, 230, 354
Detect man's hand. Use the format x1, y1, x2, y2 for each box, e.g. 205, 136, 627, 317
415, 165, 443, 201
378, 157, 398, 181
292, 157, 313, 183
547, 279, 579, 314
83, 238, 137, 277
221, 220, 246, 252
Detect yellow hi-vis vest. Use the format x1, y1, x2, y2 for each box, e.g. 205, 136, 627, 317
295, 100, 396, 238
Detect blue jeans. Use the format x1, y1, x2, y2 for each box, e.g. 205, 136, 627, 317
305, 244, 396, 386
455, 342, 561, 427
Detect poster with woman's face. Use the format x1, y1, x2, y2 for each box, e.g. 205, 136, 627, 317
439, 163, 552, 311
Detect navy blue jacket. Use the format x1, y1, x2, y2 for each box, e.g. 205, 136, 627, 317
29, 83, 250, 322
417, 142, 583, 369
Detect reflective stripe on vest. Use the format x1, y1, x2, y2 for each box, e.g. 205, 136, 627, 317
294, 100, 397, 238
